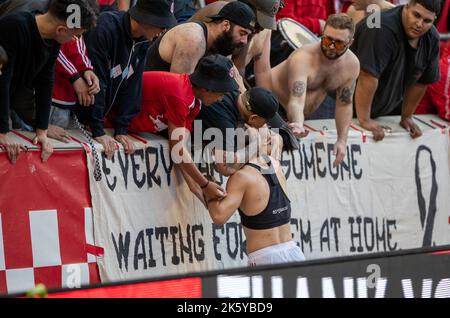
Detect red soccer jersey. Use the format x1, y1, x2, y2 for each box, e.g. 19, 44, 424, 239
52, 37, 93, 106
128, 72, 201, 133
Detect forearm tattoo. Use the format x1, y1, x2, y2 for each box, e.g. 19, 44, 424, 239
292, 81, 306, 97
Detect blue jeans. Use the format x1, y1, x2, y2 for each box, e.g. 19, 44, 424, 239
49, 106, 71, 129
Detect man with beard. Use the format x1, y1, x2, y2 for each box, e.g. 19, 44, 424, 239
256, 14, 359, 167
351, 0, 441, 141
189, 0, 282, 77
145, 1, 256, 73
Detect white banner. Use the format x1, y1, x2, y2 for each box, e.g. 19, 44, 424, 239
88, 118, 450, 283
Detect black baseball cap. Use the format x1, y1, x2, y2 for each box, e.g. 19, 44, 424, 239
244, 0, 281, 30
206, 1, 256, 32
129, 0, 177, 28
242, 87, 279, 119
243, 87, 300, 150
190, 54, 239, 93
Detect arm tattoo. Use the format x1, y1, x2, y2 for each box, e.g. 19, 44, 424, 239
292, 81, 306, 97
338, 86, 354, 104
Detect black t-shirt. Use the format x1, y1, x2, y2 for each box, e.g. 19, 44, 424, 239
350, 5, 440, 117
0, 11, 60, 133
196, 90, 244, 151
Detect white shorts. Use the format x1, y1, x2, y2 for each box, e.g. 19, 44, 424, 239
247, 241, 305, 267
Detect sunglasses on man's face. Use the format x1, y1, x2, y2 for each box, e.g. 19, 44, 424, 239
321, 35, 348, 50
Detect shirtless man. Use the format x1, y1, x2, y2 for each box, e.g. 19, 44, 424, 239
206, 128, 305, 266
347, 0, 395, 24
189, 0, 282, 76
256, 14, 360, 167
145, 1, 256, 73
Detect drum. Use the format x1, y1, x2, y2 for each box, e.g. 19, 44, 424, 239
278, 18, 319, 49
269, 18, 319, 68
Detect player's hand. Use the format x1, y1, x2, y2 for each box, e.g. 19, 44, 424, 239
202, 181, 226, 201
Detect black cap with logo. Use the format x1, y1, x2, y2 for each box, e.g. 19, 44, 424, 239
206, 1, 256, 32
242, 87, 279, 119
190, 54, 239, 93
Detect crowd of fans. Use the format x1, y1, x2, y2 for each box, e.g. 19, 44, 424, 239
0, 0, 448, 266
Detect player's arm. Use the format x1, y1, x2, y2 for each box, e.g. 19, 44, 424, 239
207, 171, 248, 225
168, 122, 226, 200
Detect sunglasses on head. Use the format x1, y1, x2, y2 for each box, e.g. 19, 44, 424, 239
321, 35, 348, 50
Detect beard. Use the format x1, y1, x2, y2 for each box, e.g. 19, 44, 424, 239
320, 45, 348, 60
212, 27, 244, 56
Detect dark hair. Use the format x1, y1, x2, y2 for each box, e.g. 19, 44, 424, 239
0, 46, 7, 65
409, 0, 441, 15
324, 14, 355, 38
48, 0, 98, 30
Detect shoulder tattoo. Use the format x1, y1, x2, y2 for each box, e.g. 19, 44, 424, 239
292, 81, 306, 97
